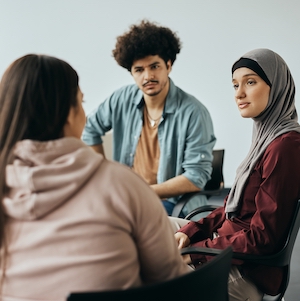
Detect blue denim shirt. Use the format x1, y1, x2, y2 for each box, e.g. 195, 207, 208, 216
82, 78, 216, 214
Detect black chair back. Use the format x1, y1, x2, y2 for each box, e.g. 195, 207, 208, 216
67, 246, 233, 301
171, 149, 225, 217
233, 199, 300, 301
204, 149, 224, 191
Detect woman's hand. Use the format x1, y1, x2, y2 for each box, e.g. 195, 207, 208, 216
174, 232, 192, 264
174, 232, 190, 249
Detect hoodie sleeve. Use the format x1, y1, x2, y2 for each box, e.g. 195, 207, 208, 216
105, 160, 191, 283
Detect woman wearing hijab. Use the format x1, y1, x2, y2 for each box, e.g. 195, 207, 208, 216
171, 48, 300, 301
0, 54, 190, 300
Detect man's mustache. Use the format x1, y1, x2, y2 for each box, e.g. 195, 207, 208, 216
143, 80, 159, 87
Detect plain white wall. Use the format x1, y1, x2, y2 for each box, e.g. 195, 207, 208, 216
1, 0, 299, 186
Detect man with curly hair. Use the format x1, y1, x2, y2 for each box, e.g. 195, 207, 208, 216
82, 20, 216, 217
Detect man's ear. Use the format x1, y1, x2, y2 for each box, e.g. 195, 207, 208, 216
167, 60, 172, 74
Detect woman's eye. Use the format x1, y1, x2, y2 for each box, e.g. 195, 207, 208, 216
233, 84, 238, 90
247, 80, 256, 85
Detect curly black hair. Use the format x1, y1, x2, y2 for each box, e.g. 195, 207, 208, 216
112, 20, 181, 71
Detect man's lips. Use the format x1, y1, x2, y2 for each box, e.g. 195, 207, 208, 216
143, 80, 159, 87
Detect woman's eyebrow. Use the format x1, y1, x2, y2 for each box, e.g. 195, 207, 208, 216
232, 73, 259, 81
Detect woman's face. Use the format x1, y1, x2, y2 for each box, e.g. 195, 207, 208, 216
63, 87, 86, 138
232, 67, 270, 118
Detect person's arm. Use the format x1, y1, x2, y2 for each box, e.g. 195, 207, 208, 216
174, 231, 193, 264
179, 134, 300, 265
82, 90, 118, 147
178, 103, 216, 193
173, 206, 225, 264
90, 144, 106, 158
150, 175, 200, 199
111, 163, 191, 283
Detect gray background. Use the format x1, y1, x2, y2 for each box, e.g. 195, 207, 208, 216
1, 0, 299, 187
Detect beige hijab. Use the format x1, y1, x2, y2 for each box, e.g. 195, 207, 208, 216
225, 48, 300, 216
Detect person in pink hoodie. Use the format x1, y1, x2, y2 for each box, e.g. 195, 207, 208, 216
0, 54, 190, 301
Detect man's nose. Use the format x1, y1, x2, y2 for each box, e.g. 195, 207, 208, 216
144, 68, 154, 80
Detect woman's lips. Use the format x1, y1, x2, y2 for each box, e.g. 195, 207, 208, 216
238, 102, 250, 109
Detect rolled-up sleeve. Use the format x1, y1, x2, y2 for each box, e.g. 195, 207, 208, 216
82, 96, 114, 146
182, 104, 216, 189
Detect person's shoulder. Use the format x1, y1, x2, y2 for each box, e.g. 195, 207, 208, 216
113, 83, 139, 96
172, 82, 208, 109
272, 131, 300, 147
97, 158, 147, 186
262, 131, 300, 171
93, 158, 161, 209
178, 89, 210, 116
267, 131, 300, 155
108, 83, 141, 104
283, 130, 300, 140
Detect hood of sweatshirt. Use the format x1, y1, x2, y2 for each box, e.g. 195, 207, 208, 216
3, 137, 103, 221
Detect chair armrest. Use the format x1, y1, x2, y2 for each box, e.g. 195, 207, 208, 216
181, 247, 287, 267
171, 185, 224, 218
184, 204, 221, 220
230, 251, 288, 267
171, 192, 202, 217
181, 246, 225, 256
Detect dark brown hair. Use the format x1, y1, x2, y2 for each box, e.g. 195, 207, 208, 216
112, 20, 181, 71
0, 54, 78, 254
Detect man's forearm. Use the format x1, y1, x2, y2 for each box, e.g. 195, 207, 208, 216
150, 175, 200, 199
90, 144, 106, 158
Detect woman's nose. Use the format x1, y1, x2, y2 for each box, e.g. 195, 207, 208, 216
235, 87, 245, 99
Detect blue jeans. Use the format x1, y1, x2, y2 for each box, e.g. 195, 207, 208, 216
163, 201, 185, 218
162, 200, 175, 216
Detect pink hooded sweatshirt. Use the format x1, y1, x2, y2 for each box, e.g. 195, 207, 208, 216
1, 138, 189, 301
